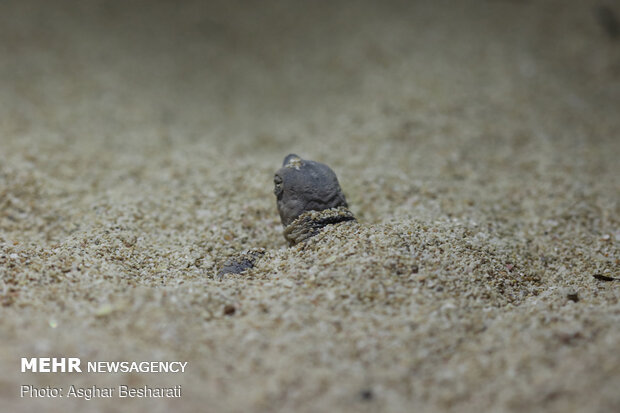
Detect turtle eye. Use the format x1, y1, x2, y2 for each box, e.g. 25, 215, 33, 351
273, 175, 283, 196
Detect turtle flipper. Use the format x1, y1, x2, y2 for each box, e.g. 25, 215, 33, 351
216, 249, 265, 279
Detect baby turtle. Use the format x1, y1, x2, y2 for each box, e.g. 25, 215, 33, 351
275, 154, 356, 246
217, 154, 356, 278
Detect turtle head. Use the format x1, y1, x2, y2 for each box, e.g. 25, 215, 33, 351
274, 154, 348, 227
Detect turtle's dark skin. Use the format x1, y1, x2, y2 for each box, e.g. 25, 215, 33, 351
274, 154, 349, 227
217, 154, 356, 278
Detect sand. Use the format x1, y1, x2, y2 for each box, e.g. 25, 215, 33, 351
1, 0, 619, 412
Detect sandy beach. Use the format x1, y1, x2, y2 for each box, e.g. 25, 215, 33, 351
1, 1, 619, 412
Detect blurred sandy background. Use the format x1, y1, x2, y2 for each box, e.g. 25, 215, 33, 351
1, 0, 619, 412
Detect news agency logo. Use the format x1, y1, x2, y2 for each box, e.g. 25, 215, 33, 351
21, 358, 82, 373
21, 358, 188, 373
